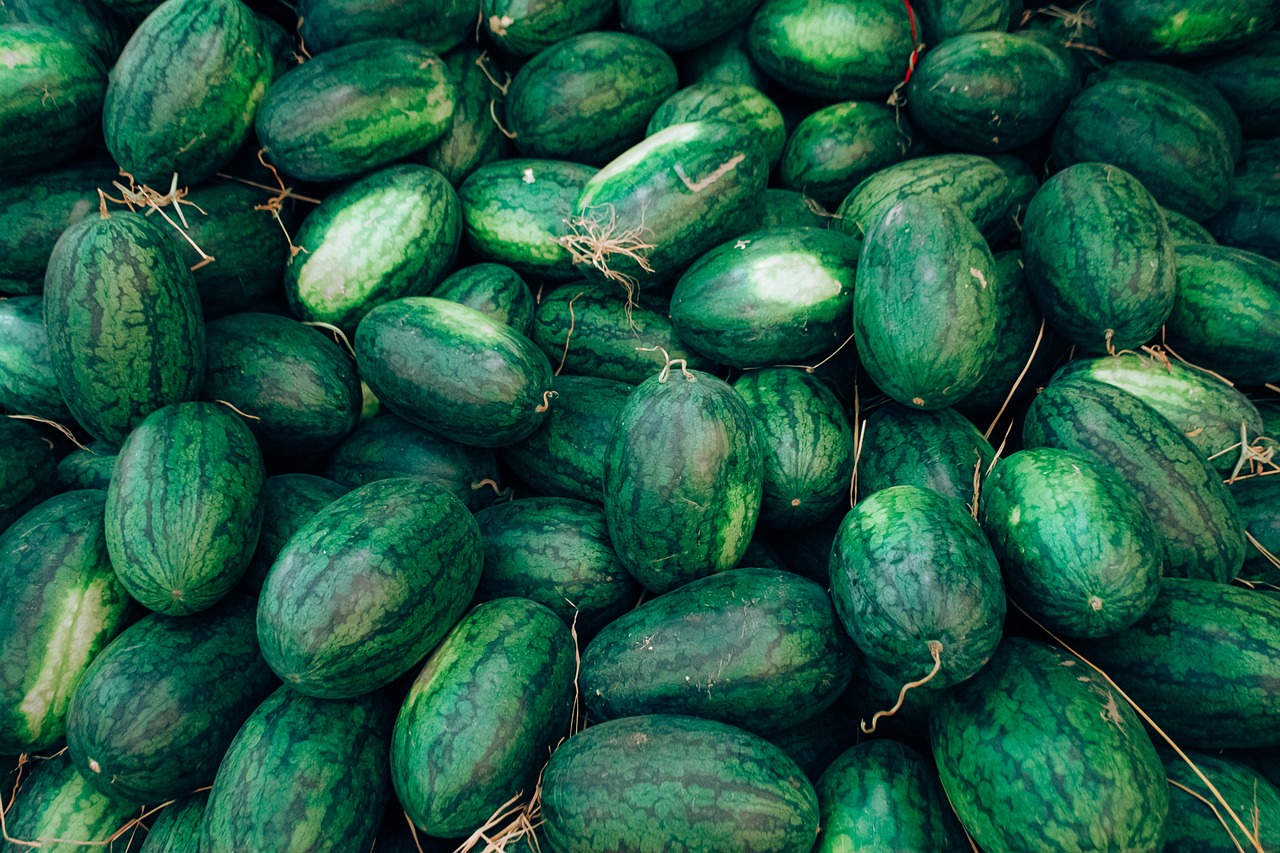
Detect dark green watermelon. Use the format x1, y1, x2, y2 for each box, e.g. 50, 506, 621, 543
482, 0, 613, 56
139, 792, 208, 853
1233, 475, 1280, 580
647, 82, 786, 166
0, 751, 140, 850
1207, 145, 1280, 261
856, 404, 994, 508
431, 263, 535, 335
1096, 0, 1277, 58
1194, 31, 1280, 137
0, 295, 71, 420
241, 473, 347, 591
0, 0, 126, 64
0, 418, 58, 532
1163, 205, 1217, 246
759, 188, 833, 229
417, 46, 508, 186
54, 441, 117, 492
298, 0, 474, 54
620, 0, 759, 51
681, 26, 769, 90
779, 100, 913, 208
1162, 750, 1280, 852
914, 0, 1010, 43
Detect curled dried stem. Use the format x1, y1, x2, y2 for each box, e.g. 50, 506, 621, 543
558, 204, 656, 304
253, 149, 308, 259
860, 640, 943, 734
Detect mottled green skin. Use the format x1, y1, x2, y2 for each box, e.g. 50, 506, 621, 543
571, 120, 769, 287
815, 740, 965, 853
255, 39, 456, 183
857, 404, 994, 508
670, 227, 858, 368
299, 0, 474, 53
138, 792, 207, 853
733, 368, 854, 528
647, 83, 785, 167
106, 402, 265, 615
780, 101, 912, 208
1021, 6, 1108, 77
829, 485, 1005, 687
482, 0, 612, 56
932, 637, 1169, 852
102, 0, 270, 185
759, 188, 830, 228
432, 263, 535, 335
0, 416, 58, 533
286, 164, 460, 329
854, 196, 998, 409
747, 0, 912, 99
474, 497, 639, 636
0, 25, 105, 178
682, 26, 770, 90
1056, 354, 1264, 472
532, 286, 712, 384
604, 369, 763, 593
987, 153, 1040, 248
506, 32, 678, 165
1022, 162, 1176, 352
914, 0, 1010, 43
356, 297, 553, 447
765, 703, 859, 782
1052, 76, 1236, 220
392, 598, 574, 836
1195, 32, 1280, 137
981, 448, 1162, 637
908, 31, 1075, 153
418, 47, 507, 186
1163, 205, 1216, 245
1163, 751, 1280, 851
1024, 375, 1245, 581
0, 0, 126, 64
1233, 476, 1280, 579
459, 158, 595, 280
542, 715, 819, 852
204, 313, 361, 456
241, 474, 347, 591
0, 491, 131, 753
65, 597, 278, 801
1207, 160, 1280, 261
202, 688, 392, 853
1096, 0, 1277, 58
582, 568, 855, 733
0, 296, 70, 420
835, 154, 1014, 247
620, 0, 757, 51
1167, 244, 1280, 385
257, 477, 483, 698
55, 443, 117, 492
0, 752, 140, 852
0, 163, 116, 294
42, 212, 206, 445
1077, 579, 1280, 748
325, 414, 498, 510
501, 374, 631, 503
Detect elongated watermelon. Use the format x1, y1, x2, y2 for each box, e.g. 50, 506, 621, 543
0, 296, 71, 420
1096, 0, 1277, 58
1162, 750, 1280, 852
417, 47, 507, 186
55, 442, 117, 492
646, 82, 786, 167
240, 474, 346, 591
0, 752, 140, 850
0, 0, 127, 64
856, 404, 994, 508
298, 0, 473, 54
780, 100, 913, 208
139, 792, 207, 853
914, 0, 1010, 43
682, 26, 769, 90
620, 0, 758, 51
431, 263, 535, 335
1194, 31, 1280, 137
482, 0, 612, 57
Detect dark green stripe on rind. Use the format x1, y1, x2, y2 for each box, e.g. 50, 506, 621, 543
298, 0, 474, 54
432, 263, 535, 336
620, 0, 759, 52
855, 404, 994, 508
55, 442, 117, 492
241, 474, 348, 591
1162, 206, 1217, 247
1194, 31, 1280, 137
0, 295, 71, 420
646, 83, 786, 167
1162, 750, 1280, 851
0, 0, 127, 65
138, 792, 208, 853
914, 0, 1010, 43
780, 101, 913, 208
1095, 0, 1277, 58
1, 752, 140, 850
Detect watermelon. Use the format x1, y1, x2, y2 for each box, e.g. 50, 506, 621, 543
542, 715, 819, 852
0, 752, 141, 851
482, 0, 613, 57
759, 188, 833, 228
681, 26, 769, 90
43, 210, 206, 445
1163, 205, 1217, 246
1207, 149, 1280, 261
1163, 750, 1280, 852
855, 404, 994, 508
0, 0, 127, 64
257, 477, 482, 698
1233, 475, 1280, 580
1095, 0, 1277, 58
766, 703, 860, 783
829, 484, 1006, 687
647, 82, 786, 167
932, 637, 1169, 852
355, 297, 554, 447
241, 473, 347, 591
504, 31, 678, 165
1194, 32, 1280, 138
55, 442, 118, 492
0, 295, 71, 421
105, 402, 265, 615
0, 418, 58, 533
914, 0, 1010, 43
201, 688, 392, 853
417, 46, 507, 186
581, 567, 855, 732
620, 0, 759, 51
204, 313, 362, 456
298, 0, 474, 54
65, 595, 278, 801
604, 368, 763, 593
255, 38, 456, 183
391, 598, 575, 837
779, 100, 913, 208
431, 263, 535, 335
139, 793, 207, 853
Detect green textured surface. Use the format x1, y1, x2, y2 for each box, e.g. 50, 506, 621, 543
759, 188, 831, 228
0, 419, 57, 533
55, 442, 117, 492
482, 0, 612, 56
138, 792, 207, 853
603, 369, 763, 593
458, 158, 595, 280
681, 26, 769, 90
1096, 0, 1277, 58
1, 752, 140, 852
581, 568, 854, 733
0, 491, 131, 754
779, 100, 912, 208
733, 368, 854, 528
542, 715, 819, 853
670, 226, 858, 368
1194, 31, 1280, 137
981, 448, 1162, 637
0, 24, 105, 179
1167, 244, 1280, 386
932, 637, 1169, 852
474, 497, 639, 636
391, 598, 574, 836
505, 31, 678, 165
432, 263, 535, 335
241, 474, 347, 591
1078, 578, 1280, 748
914, 0, 1010, 43
298, 0, 474, 53
65, 596, 278, 802
1022, 162, 1176, 352
0, 0, 125, 64
1162, 750, 1280, 851
647, 83, 785, 167
1023, 373, 1246, 582
103, 0, 270, 185
42, 211, 206, 445
355, 297, 553, 447
257, 477, 482, 698
201, 688, 392, 853
854, 195, 997, 409
286, 164, 460, 329
1206, 160, 1280, 261
747, 0, 912, 99
829, 484, 1005, 687
1233, 475, 1280, 579
105, 402, 265, 615
856, 404, 994, 508
1163, 205, 1217, 246
620, 0, 759, 51
204, 313, 361, 456
255, 38, 456, 183
0, 295, 71, 420
418, 47, 507, 185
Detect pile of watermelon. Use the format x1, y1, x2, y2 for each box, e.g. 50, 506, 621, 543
3, 0, 1280, 849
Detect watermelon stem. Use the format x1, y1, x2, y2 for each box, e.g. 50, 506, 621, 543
634, 346, 694, 383
488, 99, 518, 139
474, 51, 511, 95
535, 390, 558, 412
301, 321, 356, 358
859, 640, 943, 734
558, 204, 656, 306
252, 150, 309, 260
554, 291, 588, 376
213, 399, 261, 421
